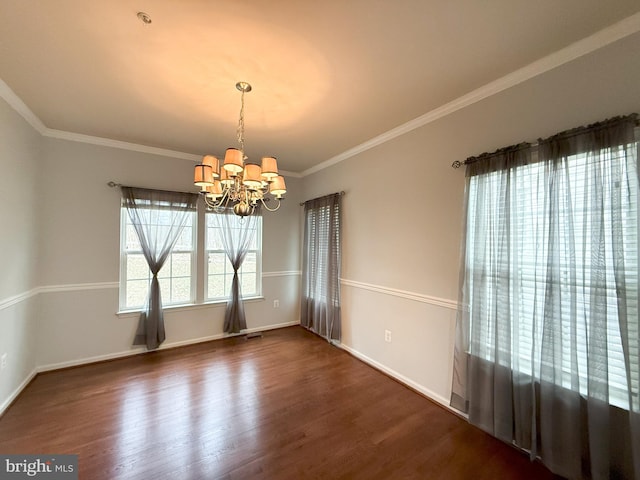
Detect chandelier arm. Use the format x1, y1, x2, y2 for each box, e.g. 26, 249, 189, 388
203, 187, 231, 211
259, 196, 281, 212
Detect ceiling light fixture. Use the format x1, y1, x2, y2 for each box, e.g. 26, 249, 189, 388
194, 82, 286, 217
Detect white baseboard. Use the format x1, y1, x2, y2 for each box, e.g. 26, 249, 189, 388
37, 320, 301, 373
0, 368, 37, 417
0, 322, 301, 416
338, 342, 467, 418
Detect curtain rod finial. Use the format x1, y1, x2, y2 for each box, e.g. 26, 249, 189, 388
451, 161, 462, 169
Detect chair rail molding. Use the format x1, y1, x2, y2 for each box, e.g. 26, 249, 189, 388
340, 278, 458, 311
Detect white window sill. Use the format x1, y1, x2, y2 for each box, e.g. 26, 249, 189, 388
116, 296, 265, 317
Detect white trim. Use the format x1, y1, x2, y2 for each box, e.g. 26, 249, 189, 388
116, 296, 265, 317
1, 14, 638, 176
302, 12, 640, 177
341, 278, 458, 310
338, 342, 466, 417
37, 282, 119, 294
0, 79, 46, 134
262, 270, 302, 278
1, 322, 299, 416
279, 170, 302, 179
42, 129, 202, 161
36, 321, 300, 372
0, 289, 38, 312
0, 368, 37, 417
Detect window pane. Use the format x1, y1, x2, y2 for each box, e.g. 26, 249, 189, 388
241, 273, 256, 296
204, 212, 262, 302
159, 277, 170, 302
224, 273, 233, 296
125, 225, 141, 251
209, 253, 227, 274
466, 142, 639, 410
172, 253, 191, 277
126, 279, 148, 308
171, 277, 191, 303
174, 226, 193, 250
243, 252, 257, 273
127, 254, 149, 281
158, 263, 171, 279
208, 275, 225, 299
120, 202, 195, 311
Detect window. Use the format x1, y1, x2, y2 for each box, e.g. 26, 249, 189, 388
464, 133, 639, 410
119, 201, 263, 311
119, 208, 196, 311
301, 193, 342, 341
205, 211, 262, 301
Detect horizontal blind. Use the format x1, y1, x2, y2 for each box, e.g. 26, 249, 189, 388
467, 139, 639, 410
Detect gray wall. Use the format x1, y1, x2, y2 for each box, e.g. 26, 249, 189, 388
0, 111, 302, 411
302, 31, 640, 405
0, 97, 41, 411
1, 29, 639, 414
36, 138, 302, 367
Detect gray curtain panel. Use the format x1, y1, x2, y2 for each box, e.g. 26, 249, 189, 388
451, 114, 640, 479
121, 187, 198, 350
301, 193, 342, 342
212, 206, 261, 334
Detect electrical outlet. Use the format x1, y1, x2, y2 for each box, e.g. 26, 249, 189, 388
1, 353, 7, 370
384, 330, 392, 343
273, 299, 280, 308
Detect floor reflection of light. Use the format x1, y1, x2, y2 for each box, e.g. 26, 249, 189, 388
115, 379, 149, 478
193, 358, 262, 475
112, 353, 264, 478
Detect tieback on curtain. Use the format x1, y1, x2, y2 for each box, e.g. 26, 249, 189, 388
451, 113, 639, 169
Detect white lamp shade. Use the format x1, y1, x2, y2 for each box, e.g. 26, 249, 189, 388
219, 167, 233, 186
194, 164, 214, 187
261, 156, 279, 179
223, 148, 244, 174
242, 164, 263, 190
270, 175, 287, 197
205, 181, 223, 199
202, 155, 220, 178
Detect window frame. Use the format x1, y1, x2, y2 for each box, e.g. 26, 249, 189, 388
118, 202, 264, 313
204, 211, 263, 302
465, 138, 639, 410
118, 208, 198, 312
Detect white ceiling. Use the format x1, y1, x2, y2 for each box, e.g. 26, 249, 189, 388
1, 1, 639, 173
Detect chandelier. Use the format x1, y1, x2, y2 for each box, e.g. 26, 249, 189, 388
193, 82, 286, 216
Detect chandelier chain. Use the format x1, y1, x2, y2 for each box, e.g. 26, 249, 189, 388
237, 89, 245, 155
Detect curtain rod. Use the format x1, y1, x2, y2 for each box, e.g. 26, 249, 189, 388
451, 115, 639, 169
300, 191, 345, 206
107, 182, 198, 196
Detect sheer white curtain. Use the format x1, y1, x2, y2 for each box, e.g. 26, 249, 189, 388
452, 115, 639, 479
212, 207, 260, 334
301, 193, 342, 342
121, 187, 198, 350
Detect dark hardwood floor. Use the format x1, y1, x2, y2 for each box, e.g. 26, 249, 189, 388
0, 326, 559, 479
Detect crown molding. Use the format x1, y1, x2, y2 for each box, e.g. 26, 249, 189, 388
43, 129, 203, 161
0, 79, 46, 134
2, 12, 639, 176
303, 12, 640, 177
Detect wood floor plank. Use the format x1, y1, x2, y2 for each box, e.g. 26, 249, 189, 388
0, 326, 560, 479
